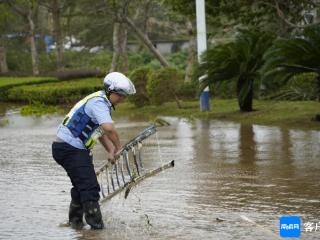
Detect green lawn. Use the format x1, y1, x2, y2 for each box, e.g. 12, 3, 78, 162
0, 77, 57, 88
114, 99, 320, 130
1, 77, 319, 130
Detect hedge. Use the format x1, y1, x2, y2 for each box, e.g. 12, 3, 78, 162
7, 78, 103, 104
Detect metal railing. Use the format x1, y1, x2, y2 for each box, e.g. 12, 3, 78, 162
96, 124, 174, 202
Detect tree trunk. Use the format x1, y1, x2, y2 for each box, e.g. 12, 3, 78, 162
135, 0, 151, 52
185, 19, 196, 82
27, 9, 39, 75
237, 78, 253, 112
124, 16, 170, 67
0, 45, 8, 73
316, 75, 320, 102
52, 0, 64, 71
110, 21, 128, 73
118, 22, 128, 72
173, 93, 182, 109
110, 21, 120, 72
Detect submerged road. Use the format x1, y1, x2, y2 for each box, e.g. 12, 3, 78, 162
0, 109, 319, 239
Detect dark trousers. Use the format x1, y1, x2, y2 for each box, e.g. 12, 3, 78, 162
52, 142, 100, 204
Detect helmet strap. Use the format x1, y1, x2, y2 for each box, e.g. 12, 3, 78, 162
104, 88, 116, 111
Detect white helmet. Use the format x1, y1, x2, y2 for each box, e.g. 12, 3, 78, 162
103, 72, 136, 96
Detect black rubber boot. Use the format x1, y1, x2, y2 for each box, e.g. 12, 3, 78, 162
69, 201, 84, 229
83, 201, 104, 230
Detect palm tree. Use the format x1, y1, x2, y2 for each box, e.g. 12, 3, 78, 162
263, 26, 320, 102
199, 29, 275, 112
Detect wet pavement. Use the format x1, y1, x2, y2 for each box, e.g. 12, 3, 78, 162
0, 106, 319, 239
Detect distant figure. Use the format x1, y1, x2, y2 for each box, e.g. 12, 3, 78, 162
44, 35, 54, 53
52, 72, 136, 229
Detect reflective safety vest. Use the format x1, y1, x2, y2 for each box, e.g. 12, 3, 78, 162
62, 90, 111, 149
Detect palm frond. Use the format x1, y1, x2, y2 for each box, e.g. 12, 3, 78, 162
262, 25, 320, 87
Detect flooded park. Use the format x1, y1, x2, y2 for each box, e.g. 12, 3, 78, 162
1, 0, 320, 239
0, 104, 319, 240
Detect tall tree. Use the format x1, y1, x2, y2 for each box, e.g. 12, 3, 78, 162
199, 29, 275, 112
0, 3, 13, 73
123, 0, 170, 68
46, 0, 65, 71
109, 0, 129, 72
163, 0, 196, 81
206, 0, 319, 36
6, 0, 40, 75
39, 0, 66, 71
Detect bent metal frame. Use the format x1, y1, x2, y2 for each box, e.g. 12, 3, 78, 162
95, 124, 174, 202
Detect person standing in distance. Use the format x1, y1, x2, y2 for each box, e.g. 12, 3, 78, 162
52, 72, 136, 229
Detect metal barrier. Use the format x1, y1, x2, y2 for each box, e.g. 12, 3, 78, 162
96, 124, 174, 202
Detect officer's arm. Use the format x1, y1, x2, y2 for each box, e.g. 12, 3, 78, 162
100, 123, 122, 153
99, 134, 115, 159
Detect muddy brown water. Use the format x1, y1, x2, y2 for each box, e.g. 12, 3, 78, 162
0, 107, 319, 240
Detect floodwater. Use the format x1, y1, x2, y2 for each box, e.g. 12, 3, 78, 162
0, 106, 320, 240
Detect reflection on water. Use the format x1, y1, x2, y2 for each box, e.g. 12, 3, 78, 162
0, 110, 319, 240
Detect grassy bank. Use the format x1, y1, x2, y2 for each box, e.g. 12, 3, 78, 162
114, 99, 320, 130
1, 77, 319, 130
8, 98, 320, 130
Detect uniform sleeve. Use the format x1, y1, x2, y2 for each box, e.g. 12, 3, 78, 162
85, 98, 113, 125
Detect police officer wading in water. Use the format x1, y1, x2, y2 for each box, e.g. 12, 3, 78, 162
52, 72, 136, 229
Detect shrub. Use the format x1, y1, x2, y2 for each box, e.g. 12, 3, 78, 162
167, 51, 188, 70
52, 69, 103, 80
147, 67, 184, 105
178, 80, 199, 100
0, 76, 58, 100
128, 67, 152, 107
6, 49, 32, 72
0, 77, 57, 88
128, 51, 154, 70
63, 50, 113, 72
7, 78, 102, 104
264, 73, 318, 101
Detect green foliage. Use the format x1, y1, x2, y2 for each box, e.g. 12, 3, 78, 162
178, 80, 199, 100
0, 3, 16, 32
38, 52, 58, 72
6, 78, 102, 104
6, 48, 33, 72
58, 51, 113, 72
6, 49, 113, 73
128, 51, 154, 70
0, 76, 58, 100
199, 29, 275, 111
211, 80, 237, 99
264, 73, 318, 101
6, 47, 188, 73
263, 26, 320, 100
167, 51, 188, 70
20, 102, 61, 116
163, 0, 196, 18
164, 0, 312, 38
146, 67, 184, 105
128, 67, 151, 107
129, 51, 188, 71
